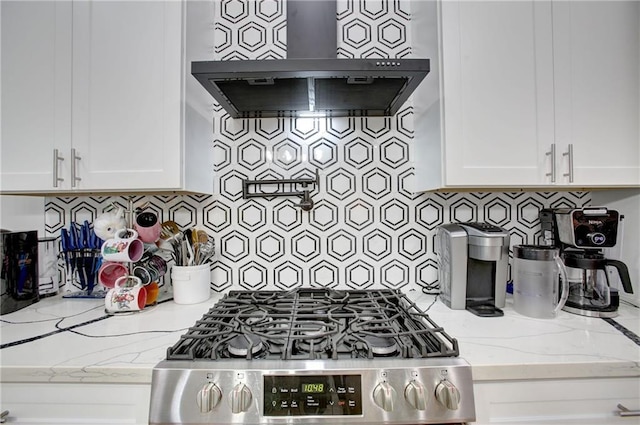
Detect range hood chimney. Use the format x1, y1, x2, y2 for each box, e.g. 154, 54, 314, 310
191, 0, 429, 119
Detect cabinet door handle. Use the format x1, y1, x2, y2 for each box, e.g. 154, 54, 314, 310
562, 144, 574, 183
618, 404, 640, 416
53, 149, 65, 187
71, 148, 82, 188
545, 144, 556, 182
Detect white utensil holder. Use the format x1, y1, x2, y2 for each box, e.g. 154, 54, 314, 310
171, 264, 211, 305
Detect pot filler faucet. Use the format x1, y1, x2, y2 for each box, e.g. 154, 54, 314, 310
242, 170, 319, 211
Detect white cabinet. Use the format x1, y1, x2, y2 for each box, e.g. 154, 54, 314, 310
0, 382, 150, 424
413, 0, 640, 191
0, 1, 72, 192
473, 377, 640, 424
1, 1, 214, 194
552, 1, 640, 186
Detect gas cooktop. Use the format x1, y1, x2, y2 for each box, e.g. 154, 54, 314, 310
150, 289, 476, 425
165, 288, 459, 361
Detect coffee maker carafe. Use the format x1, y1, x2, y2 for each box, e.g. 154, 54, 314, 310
540, 207, 633, 318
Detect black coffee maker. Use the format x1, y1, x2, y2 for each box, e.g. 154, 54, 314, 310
1, 230, 40, 315
540, 207, 633, 318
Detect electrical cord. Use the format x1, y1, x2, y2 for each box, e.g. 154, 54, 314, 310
1, 298, 179, 349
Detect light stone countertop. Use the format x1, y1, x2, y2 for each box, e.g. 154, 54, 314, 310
1, 288, 638, 385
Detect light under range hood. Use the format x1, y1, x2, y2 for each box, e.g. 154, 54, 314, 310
191, 0, 430, 119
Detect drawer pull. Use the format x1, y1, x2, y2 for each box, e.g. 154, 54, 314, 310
617, 403, 640, 417
545, 143, 556, 182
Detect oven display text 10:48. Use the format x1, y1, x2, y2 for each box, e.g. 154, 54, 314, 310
302, 383, 324, 393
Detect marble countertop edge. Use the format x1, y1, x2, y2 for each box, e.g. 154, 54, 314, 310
0, 365, 153, 384
470, 360, 640, 381
2, 360, 639, 385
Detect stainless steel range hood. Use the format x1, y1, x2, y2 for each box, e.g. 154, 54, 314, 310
191, 0, 429, 119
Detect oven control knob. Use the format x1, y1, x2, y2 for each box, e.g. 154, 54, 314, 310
404, 380, 427, 410
434, 380, 460, 410
231, 383, 252, 413
373, 382, 396, 412
197, 382, 222, 413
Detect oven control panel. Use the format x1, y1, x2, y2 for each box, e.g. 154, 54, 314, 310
150, 358, 476, 425
263, 374, 362, 416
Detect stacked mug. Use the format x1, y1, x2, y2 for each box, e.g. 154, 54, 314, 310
97, 211, 164, 313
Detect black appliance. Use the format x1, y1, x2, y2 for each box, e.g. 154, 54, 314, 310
191, 0, 430, 118
540, 207, 633, 318
1, 230, 40, 315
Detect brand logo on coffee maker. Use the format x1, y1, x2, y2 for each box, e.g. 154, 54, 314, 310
588, 220, 603, 225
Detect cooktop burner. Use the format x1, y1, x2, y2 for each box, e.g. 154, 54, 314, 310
166, 288, 459, 361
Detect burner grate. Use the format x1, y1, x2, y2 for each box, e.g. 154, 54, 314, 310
166, 289, 458, 361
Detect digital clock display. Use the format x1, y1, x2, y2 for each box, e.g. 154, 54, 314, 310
264, 374, 362, 416
302, 383, 324, 393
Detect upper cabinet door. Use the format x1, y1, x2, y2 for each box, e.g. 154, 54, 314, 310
552, 1, 640, 187
70, 0, 183, 191
439, 0, 555, 187
1, 1, 72, 192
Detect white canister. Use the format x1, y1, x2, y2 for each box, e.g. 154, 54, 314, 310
171, 264, 211, 305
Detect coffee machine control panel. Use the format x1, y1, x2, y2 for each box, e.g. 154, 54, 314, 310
459, 222, 506, 235
554, 208, 619, 248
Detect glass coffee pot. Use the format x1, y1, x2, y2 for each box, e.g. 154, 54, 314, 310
561, 251, 632, 318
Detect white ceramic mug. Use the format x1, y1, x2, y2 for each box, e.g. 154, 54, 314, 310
101, 228, 144, 263
104, 275, 147, 313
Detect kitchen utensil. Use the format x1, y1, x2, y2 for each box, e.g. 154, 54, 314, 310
160, 221, 181, 239
195, 238, 215, 265
185, 238, 194, 266
60, 221, 105, 299
159, 221, 183, 265
512, 245, 569, 319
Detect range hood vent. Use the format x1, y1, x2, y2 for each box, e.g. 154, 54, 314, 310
191, 0, 429, 119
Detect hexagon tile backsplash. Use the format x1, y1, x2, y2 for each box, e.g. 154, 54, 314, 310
45, 189, 590, 294
45, 0, 591, 293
